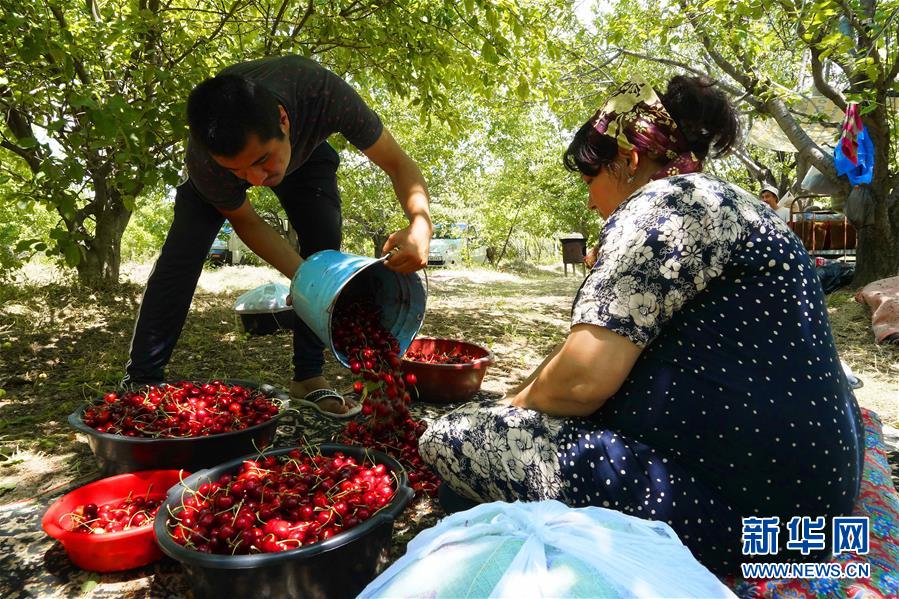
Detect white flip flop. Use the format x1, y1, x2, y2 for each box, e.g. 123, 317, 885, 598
292, 388, 362, 419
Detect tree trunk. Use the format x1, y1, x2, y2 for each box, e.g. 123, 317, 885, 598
851, 95, 899, 285
76, 186, 132, 288
851, 187, 899, 286
371, 233, 389, 258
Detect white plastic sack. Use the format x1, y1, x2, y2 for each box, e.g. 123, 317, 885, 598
800, 165, 841, 196
360, 500, 736, 599
233, 283, 291, 314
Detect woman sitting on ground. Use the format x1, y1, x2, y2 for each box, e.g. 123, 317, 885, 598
419, 75, 864, 575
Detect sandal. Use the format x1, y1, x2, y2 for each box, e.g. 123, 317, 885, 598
292, 388, 362, 420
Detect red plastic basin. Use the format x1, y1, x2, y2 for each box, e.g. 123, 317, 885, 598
401, 338, 494, 403
42, 469, 188, 572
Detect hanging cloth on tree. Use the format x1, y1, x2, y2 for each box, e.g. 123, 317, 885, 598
839, 102, 863, 164
834, 102, 875, 185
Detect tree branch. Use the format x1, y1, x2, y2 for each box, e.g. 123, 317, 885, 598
731, 145, 772, 183
170, 0, 245, 66
833, 0, 877, 62
612, 48, 748, 99
764, 96, 848, 194
48, 5, 91, 86
286, 0, 315, 44
679, 1, 758, 92
87, 0, 100, 21
808, 41, 848, 111
266, 0, 292, 55
778, 2, 848, 111
0, 87, 43, 172
0, 140, 41, 172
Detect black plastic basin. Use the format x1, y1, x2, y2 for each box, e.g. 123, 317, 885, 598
68, 379, 289, 475
154, 444, 414, 599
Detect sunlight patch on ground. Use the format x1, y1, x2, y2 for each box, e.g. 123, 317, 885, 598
427, 267, 528, 285
13, 262, 68, 285
0, 447, 75, 503
119, 262, 288, 295
3, 302, 33, 316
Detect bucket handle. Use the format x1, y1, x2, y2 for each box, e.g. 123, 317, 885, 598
378, 247, 400, 263
379, 247, 430, 294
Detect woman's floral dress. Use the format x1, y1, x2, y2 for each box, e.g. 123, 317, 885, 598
420, 173, 864, 575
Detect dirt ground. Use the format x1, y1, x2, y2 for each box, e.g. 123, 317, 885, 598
0, 260, 896, 505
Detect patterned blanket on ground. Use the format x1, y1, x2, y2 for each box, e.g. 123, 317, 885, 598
724, 408, 898, 598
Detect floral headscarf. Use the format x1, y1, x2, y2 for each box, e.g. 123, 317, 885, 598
591, 78, 702, 180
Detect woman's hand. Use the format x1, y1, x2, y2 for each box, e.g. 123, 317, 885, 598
498, 389, 526, 406
584, 244, 600, 269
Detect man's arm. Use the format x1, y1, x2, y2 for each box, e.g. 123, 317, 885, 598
220, 200, 302, 279
510, 324, 642, 417
362, 128, 432, 273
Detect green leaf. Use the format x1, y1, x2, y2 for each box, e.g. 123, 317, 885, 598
63, 242, 81, 267
512, 19, 524, 37
485, 8, 500, 30
80, 574, 100, 595
859, 103, 878, 115
69, 93, 98, 109
14, 239, 38, 252
481, 41, 499, 64
516, 77, 530, 100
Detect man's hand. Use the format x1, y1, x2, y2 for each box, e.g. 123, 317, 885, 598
382, 217, 431, 273
363, 129, 432, 273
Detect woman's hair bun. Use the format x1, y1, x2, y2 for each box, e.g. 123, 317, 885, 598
660, 75, 740, 160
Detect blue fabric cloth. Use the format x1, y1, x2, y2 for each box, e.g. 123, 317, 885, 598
816, 260, 855, 294
834, 124, 875, 185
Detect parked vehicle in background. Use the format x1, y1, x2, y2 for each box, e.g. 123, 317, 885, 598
207, 222, 250, 266
427, 223, 488, 267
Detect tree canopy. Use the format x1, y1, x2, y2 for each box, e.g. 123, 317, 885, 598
0, 0, 575, 285
575, 0, 899, 283
2, 0, 898, 284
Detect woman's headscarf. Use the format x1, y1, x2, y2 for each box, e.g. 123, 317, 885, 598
591, 78, 702, 180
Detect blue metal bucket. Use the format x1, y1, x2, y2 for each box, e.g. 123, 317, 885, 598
290, 250, 427, 367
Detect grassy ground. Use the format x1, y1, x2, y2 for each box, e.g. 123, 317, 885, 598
0, 261, 896, 504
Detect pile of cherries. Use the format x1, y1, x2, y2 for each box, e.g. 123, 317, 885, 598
167, 449, 395, 554
331, 302, 440, 497
404, 349, 481, 365
82, 381, 280, 438
63, 492, 163, 534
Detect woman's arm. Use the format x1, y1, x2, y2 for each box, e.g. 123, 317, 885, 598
506, 341, 564, 396
510, 324, 642, 417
